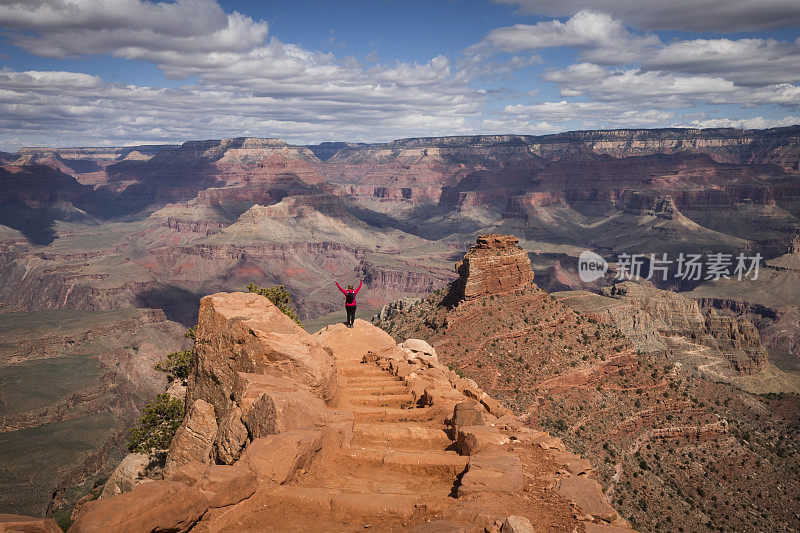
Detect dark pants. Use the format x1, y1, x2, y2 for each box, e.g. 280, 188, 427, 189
345, 305, 356, 326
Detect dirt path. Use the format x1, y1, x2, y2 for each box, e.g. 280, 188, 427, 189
197, 321, 582, 532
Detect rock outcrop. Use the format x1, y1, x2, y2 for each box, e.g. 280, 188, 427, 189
67, 293, 631, 532
552, 290, 668, 354
372, 296, 423, 322
187, 291, 338, 409
602, 282, 768, 373
790, 234, 800, 255
71, 292, 344, 532
450, 234, 535, 302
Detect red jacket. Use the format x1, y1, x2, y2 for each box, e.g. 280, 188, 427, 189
336, 280, 362, 307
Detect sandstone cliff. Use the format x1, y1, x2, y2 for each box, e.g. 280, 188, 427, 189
449, 234, 534, 302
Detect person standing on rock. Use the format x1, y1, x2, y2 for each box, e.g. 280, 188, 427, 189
335, 279, 363, 328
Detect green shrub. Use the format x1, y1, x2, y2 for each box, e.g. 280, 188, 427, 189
154, 349, 192, 383
247, 283, 301, 325
127, 393, 185, 453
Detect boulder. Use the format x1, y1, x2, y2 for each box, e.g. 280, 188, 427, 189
479, 394, 510, 418
234, 372, 328, 437
195, 464, 257, 509
240, 430, 324, 483
450, 401, 485, 437
549, 450, 593, 476
169, 461, 256, 508
458, 452, 524, 497
99, 453, 152, 499
495, 414, 523, 430
314, 319, 396, 363
164, 399, 217, 476
554, 476, 618, 522
502, 515, 535, 533
0, 514, 61, 533
215, 406, 249, 464
187, 292, 337, 426
421, 386, 465, 407
456, 426, 510, 456
401, 339, 437, 357
450, 376, 480, 394
462, 389, 509, 418
70, 481, 210, 533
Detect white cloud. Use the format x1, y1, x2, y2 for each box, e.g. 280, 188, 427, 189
0, 0, 268, 58
479, 117, 560, 135
494, 0, 800, 31
0, 0, 797, 148
645, 38, 800, 87
502, 100, 675, 126
689, 116, 800, 129
542, 64, 800, 109
473, 11, 660, 65
0, 68, 482, 149
0, 1, 487, 147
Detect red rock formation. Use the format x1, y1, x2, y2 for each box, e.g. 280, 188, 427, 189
451, 234, 535, 301
186, 291, 338, 414
65, 294, 630, 532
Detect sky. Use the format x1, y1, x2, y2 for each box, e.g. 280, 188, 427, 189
1, 0, 800, 149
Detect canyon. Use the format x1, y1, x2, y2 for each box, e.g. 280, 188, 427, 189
1, 126, 799, 530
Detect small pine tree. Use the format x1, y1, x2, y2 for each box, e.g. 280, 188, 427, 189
246, 283, 302, 325
154, 349, 192, 383
127, 393, 185, 453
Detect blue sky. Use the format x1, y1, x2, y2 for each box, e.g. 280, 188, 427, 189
0, 0, 799, 149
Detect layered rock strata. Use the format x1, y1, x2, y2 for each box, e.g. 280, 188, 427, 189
602, 282, 768, 373
451, 234, 535, 302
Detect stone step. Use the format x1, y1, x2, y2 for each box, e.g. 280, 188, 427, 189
353, 423, 452, 447
344, 375, 400, 385
347, 394, 410, 407
269, 486, 421, 519
337, 362, 385, 370
343, 384, 407, 395
345, 447, 469, 476
338, 367, 389, 377
352, 406, 432, 422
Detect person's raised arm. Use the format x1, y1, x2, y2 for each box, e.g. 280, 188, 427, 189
354, 279, 363, 294
335, 280, 346, 294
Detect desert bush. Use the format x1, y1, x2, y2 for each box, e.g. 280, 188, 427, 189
127, 393, 185, 453
247, 283, 301, 325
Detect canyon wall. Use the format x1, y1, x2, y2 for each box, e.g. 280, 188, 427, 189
602, 282, 768, 373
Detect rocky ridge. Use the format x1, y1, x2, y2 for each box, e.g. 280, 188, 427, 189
57, 291, 632, 532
